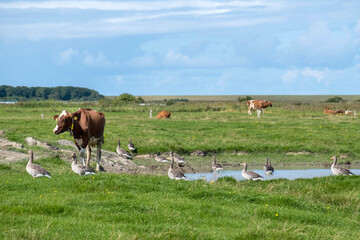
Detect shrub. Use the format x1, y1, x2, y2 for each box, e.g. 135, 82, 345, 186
112, 93, 142, 106
237, 96, 252, 102
325, 96, 344, 103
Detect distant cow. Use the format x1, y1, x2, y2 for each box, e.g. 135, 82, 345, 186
156, 111, 172, 119
324, 107, 349, 115
53, 108, 105, 171
324, 107, 335, 114
247, 100, 272, 118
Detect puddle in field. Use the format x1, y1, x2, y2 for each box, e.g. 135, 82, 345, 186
186, 166, 360, 181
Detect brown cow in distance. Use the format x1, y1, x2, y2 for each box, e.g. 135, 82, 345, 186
323, 107, 335, 114
53, 108, 105, 171
156, 111, 172, 119
247, 100, 272, 118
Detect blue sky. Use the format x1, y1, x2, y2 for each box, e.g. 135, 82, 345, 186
0, 0, 360, 96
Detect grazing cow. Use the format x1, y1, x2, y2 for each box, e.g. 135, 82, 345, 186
156, 111, 172, 119
53, 108, 105, 171
247, 100, 272, 118
345, 110, 353, 115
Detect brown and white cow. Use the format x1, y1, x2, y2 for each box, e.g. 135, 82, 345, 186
53, 108, 105, 171
156, 111, 172, 119
247, 100, 272, 118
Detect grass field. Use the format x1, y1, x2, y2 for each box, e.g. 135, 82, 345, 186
1, 160, 360, 239
1, 99, 360, 165
0, 98, 360, 239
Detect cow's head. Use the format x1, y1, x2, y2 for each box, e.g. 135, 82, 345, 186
53, 110, 72, 135
269, 102, 272, 107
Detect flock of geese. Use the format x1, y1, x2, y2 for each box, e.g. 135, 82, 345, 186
26, 138, 355, 180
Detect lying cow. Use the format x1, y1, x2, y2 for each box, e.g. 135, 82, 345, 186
247, 100, 272, 118
53, 108, 105, 171
323, 107, 335, 114
156, 111, 172, 119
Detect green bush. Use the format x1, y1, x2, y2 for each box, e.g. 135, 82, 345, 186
325, 96, 344, 103
111, 93, 144, 106
237, 96, 252, 102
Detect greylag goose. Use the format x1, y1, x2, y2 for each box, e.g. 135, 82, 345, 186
241, 162, 263, 180
330, 156, 354, 175
211, 153, 223, 171
154, 153, 169, 163
127, 139, 136, 152
168, 153, 187, 180
263, 157, 274, 175
26, 150, 51, 179
173, 152, 186, 166
116, 139, 132, 159
71, 153, 95, 175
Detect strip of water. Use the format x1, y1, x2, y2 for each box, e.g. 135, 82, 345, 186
186, 168, 360, 181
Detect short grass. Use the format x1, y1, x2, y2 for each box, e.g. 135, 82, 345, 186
1, 99, 360, 239
1, 160, 360, 240
0, 100, 359, 165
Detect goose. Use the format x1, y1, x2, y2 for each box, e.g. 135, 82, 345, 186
330, 156, 354, 176
240, 162, 263, 180
71, 153, 95, 175
116, 139, 132, 159
263, 157, 274, 175
154, 153, 169, 163
127, 139, 136, 152
173, 152, 186, 167
26, 150, 51, 179
211, 153, 223, 171
168, 153, 187, 180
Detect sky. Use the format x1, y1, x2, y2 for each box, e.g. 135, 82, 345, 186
0, 0, 360, 96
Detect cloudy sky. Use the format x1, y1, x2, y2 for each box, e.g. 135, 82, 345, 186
0, 0, 360, 96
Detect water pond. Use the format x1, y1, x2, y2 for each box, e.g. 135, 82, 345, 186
186, 166, 360, 181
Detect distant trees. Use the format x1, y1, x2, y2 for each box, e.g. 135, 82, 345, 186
237, 96, 252, 102
100, 93, 145, 106
0, 85, 104, 101
325, 96, 344, 103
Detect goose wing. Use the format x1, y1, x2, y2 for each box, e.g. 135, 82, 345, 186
333, 166, 354, 175
31, 164, 51, 178
248, 170, 263, 179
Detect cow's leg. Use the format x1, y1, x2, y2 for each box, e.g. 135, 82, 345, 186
96, 141, 102, 171
80, 147, 86, 166
257, 109, 261, 118
86, 145, 91, 168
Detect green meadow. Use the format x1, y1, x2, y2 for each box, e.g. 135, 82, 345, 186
0, 98, 360, 239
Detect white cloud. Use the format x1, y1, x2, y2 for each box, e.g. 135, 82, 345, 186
281, 70, 298, 83
128, 55, 156, 67
0, 0, 279, 40
58, 48, 78, 64
0, 1, 269, 11
301, 67, 325, 82
82, 51, 119, 67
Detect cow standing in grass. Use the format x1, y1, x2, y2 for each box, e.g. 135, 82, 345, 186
53, 108, 105, 171
247, 100, 272, 118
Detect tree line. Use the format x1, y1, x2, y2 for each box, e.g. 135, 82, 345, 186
0, 85, 104, 101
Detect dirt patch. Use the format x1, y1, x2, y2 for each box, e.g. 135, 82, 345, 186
0, 149, 28, 163
0, 137, 27, 163
25, 137, 59, 151
286, 151, 312, 156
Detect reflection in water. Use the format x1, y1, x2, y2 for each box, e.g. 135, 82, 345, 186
186, 169, 360, 182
